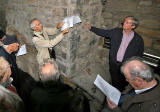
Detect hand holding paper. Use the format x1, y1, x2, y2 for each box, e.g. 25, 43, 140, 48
106, 97, 118, 109
62, 29, 69, 35
57, 22, 64, 29
94, 74, 121, 105
17, 44, 27, 56
61, 16, 82, 31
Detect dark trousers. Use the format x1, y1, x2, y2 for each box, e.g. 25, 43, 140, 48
110, 62, 128, 92
48, 48, 56, 59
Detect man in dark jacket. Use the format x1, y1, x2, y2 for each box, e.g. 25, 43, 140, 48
0, 30, 6, 45
106, 56, 160, 112
30, 58, 90, 112
87, 16, 144, 91
0, 35, 20, 93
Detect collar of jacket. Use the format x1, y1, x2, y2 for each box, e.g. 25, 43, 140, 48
122, 77, 160, 109
34, 31, 44, 38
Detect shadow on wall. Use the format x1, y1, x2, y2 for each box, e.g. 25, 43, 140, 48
0, 10, 7, 32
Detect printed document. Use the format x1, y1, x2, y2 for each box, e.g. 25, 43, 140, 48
61, 16, 81, 31
17, 44, 27, 56
94, 74, 121, 105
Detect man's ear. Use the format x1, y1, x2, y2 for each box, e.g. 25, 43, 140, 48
32, 26, 36, 31
131, 25, 135, 29
135, 76, 143, 84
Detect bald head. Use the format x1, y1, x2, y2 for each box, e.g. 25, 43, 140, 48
40, 59, 60, 81
121, 57, 153, 82
41, 63, 55, 77
0, 57, 11, 83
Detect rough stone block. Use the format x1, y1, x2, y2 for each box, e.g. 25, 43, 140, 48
77, 45, 91, 58
153, 39, 160, 50
106, 0, 137, 12
136, 27, 160, 39
48, 0, 69, 6
70, 63, 76, 74
137, 7, 155, 14
71, 0, 77, 4
89, 0, 101, 5
139, 1, 152, 6
70, 49, 77, 62
103, 19, 113, 27
55, 49, 67, 60
141, 36, 153, 47
91, 6, 102, 17
58, 63, 67, 74
79, 6, 91, 18
102, 12, 113, 19
52, 8, 67, 17
89, 38, 97, 46
140, 19, 160, 29
153, 44, 160, 50
157, 0, 160, 4
77, 0, 89, 5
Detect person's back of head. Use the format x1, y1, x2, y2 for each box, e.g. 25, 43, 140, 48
0, 56, 12, 88
0, 85, 25, 112
121, 56, 154, 82
0, 57, 10, 82
39, 58, 60, 81
32, 58, 90, 112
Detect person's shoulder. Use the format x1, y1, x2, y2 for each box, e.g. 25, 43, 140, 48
32, 36, 41, 42
134, 31, 142, 38
133, 31, 143, 41
114, 27, 122, 30
0, 46, 6, 54
37, 80, 72, 90
110, 27, 123, 32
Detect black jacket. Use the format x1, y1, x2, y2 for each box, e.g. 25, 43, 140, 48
30, 79, 90, 112
0, 46, 20, 90
90, 27, 144, 66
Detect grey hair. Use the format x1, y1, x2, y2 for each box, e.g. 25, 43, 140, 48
30, 18, 38, 29
121, 56, 154, 82
39, 58, 60, 81
123, 16, 139, 29
0, 85, 25, 112
0, 57, 9, 82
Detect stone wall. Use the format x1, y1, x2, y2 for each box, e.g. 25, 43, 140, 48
101, 0, 160, 56
1, 0, 109, 111
2, 0, 160, 111
4, 0, 108, 76
0, 0, 7, 31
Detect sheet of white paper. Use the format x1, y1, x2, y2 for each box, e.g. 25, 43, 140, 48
17, 44, 27, 56
94, 74, 121, 105
61, 16, 81, 31
73, 16, 82, 24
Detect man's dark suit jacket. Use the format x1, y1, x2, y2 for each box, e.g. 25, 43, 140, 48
90, 27, 144, 68
0, 46, 20, 91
